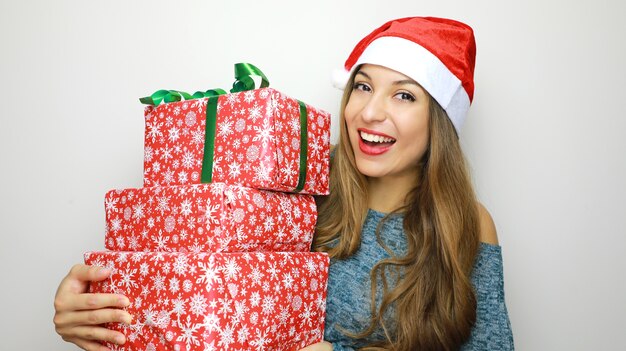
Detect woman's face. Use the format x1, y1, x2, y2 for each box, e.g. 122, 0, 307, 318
344, 64, 430, 182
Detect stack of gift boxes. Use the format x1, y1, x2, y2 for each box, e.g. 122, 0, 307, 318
84, 76, 332, 351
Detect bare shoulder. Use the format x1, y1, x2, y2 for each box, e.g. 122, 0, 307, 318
477, 202, 499, 245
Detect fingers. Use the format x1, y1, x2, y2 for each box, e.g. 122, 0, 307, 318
54, 264, 130, 351
55, 292, 129, 313
54, 307, 132, 328
54, 263, 128, 313
77, 293, 131, 311
54, 301, 131, 350
72, 326, 126, 345
60, 325, 126, 349
55, 264, 112, 299
68, 264, 112, 284
65, 337, 113, 351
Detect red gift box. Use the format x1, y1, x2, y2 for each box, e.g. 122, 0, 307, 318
104, 183, 317, 253
85, 251, 329, 351
142, 87, 330, 195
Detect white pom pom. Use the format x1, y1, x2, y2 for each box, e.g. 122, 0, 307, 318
331, 68, 350, 90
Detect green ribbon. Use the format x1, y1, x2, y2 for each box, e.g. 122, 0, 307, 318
231, 62, 269, 93
141, 63, 308, 192
139, 63, 269, 106
139, 89, 227, 106
201, 96, 220, 183
295, 100, 308, 192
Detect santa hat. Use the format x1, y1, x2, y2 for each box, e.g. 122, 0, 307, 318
333, 16, 476, 133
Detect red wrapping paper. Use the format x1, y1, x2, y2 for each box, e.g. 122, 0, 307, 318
85, 251, 329, 351
142, 87, 330, 195
104, 183, 316, 253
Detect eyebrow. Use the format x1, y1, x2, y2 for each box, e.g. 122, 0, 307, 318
355, 70, 420, 87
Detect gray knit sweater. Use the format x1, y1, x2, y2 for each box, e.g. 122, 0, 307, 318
324, 209, 514, 350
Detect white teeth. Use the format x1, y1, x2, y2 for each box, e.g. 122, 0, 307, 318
360, 131, 395, 143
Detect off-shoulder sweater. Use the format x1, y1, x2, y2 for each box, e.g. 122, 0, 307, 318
324, 209, 514, 350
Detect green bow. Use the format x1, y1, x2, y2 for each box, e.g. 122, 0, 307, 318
139, 63, 269, 106
141, 63, 308, 193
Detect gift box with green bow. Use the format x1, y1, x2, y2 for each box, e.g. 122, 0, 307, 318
141, 63, 330, 195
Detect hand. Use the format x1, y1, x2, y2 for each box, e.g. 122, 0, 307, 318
53, 264, 132, 351
299, 341, 333, 351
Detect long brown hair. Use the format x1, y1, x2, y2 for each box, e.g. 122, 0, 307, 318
314, 71, 480, 350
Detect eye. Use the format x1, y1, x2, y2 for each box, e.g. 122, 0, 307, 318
353, 82, 372, 92
394, 91, 416, 102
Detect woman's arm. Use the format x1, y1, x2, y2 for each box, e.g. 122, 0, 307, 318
299, 341, 333, 351
461, 204, 514, 350
299, 341, 357, 351
477, 202, 499, 245
53, 264, 132, 351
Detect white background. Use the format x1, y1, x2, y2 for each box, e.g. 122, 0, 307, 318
1, 1, 625, 350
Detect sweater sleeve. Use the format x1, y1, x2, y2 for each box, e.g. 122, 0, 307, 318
461, 243, 515, 350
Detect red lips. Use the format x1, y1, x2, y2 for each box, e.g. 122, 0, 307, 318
357, 128, 395, 156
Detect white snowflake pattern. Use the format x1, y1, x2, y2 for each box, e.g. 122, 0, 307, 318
155, 194, 170, 215
222, 258, 241, 281
218, 322, 235, 349
248, 104, 262, 123
203, 312, 221, 333
299, 302, 314, 327
171, 296, 186, 316
261, 295, 276, 315
252, 162, 272, 184
172, 255, 189, 276
225, 93, 238, 106
177, 170, 188, 184
191, 129, 205, 145
168, 126, 180, 142
243, 90, 255, 103
176, 315, 201, 349
227, 161, 241, 179
132, 203, 145, 220
236, 323, 250, 344
105, 196, 119, 215
189, 292, 208, 316
196, 261, 220, 292
251, 121, 275, 148
262, 216, 275, 233
281, 272, 294, 290
203, 202, 221, 225
179, 198, 193, 216
250, 329, 271, 350
146, 120, 163, 142
150, 272, 166, 295
249, 291, 261, 307
139, 262, 149, 276
217, 120, 234, 139
118, 265, 138, 289
110, 218, 122, 232
151, 233, 170, 251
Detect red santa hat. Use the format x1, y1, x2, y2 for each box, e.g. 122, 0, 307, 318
333, 16, 476, 133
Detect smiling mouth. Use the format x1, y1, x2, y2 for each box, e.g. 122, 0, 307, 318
359, 131, 396, 146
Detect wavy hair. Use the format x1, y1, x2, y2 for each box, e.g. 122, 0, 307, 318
314, 70, 480, 350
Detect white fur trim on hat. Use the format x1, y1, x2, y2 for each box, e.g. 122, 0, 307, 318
344, 36, 471, 131
332, 68, 351, 90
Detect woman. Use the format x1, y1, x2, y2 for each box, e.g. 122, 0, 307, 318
54, 16, 513, 351
302, 16, 513, 350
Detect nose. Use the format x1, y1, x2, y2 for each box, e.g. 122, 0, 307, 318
360, 93, 387, 123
